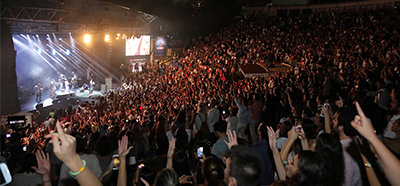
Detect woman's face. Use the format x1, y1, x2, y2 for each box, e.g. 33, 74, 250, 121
287, 154, 299, 178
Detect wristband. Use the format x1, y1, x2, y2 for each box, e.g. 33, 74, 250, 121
69, 160, 86, 178
43, 180, 50, 184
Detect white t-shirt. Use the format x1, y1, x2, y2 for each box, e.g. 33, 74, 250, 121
58, 154, 103, 186
226, 116, 238, 132
384, 114, 400, 139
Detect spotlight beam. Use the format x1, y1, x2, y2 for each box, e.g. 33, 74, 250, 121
61, 39, 121, 82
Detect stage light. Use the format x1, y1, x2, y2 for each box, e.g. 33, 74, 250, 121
52, 48, 56, 56
104, 34, 110, 42
66, 49, 71, 55
84, 34, 91, 43
37, 48, 41, 55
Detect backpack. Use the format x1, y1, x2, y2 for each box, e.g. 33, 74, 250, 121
197, 113, 210, 137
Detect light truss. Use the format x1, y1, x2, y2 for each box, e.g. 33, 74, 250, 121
0, 7, 73, 23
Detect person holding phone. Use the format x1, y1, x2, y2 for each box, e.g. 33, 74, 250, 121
223, 109, 238, 134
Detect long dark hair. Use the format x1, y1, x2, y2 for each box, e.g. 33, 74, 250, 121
315, 134, 344, 186
202, 156, 224, 186
292, 151, 326, 186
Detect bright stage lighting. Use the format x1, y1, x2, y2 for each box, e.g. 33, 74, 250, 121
105, 34, 110, 42
52, 48, 56, 56
37, 48, 41, 55
84, 34, 91, 43
66, 49, 71, 55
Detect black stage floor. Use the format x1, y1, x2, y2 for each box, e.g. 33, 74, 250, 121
20, 89, 103, 112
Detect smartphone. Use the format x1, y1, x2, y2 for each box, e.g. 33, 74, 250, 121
126, 120, 129, 123
138, 163, 145, 169
5, 134, 10, 138
222, 111, 226, 114
23, 146, 27, 152
197, 147, 204, 158
0, 163, 12, 186
112, 155, 120, 170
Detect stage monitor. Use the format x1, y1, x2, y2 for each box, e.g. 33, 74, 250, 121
125, 35, 150, 56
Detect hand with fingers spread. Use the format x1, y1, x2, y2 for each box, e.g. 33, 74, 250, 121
267, 126, 277, 150
118, 135, 133, 159
224, 130, 238, 149
32, 150, 51, 176
351, 102, 375, 140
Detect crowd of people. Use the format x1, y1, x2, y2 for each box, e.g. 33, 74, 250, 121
1, 8, 400, 186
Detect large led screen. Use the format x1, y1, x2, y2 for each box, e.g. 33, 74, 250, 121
125, 35, 150, 56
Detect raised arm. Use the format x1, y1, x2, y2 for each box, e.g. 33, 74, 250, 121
321, 105, 331, 134
351, 102, 400, 186
267, 126, 286, 180
32, 150, 52, 186
117, 135, 133, 186
166, 137, 176, 169
49, 121, 103, 186
280, 127, 299, 161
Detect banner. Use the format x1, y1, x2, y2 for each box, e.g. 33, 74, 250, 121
154, 37, 166, 57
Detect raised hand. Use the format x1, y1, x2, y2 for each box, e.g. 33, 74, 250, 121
32, 150, 50, 176
267, 126, 277, 150
298, 127, 306, 140
179, 175, 194, 185
224, 130, 238, 149
118, 135, 133, 158
167, 137, 176, 158
351, 102, 375, 140
46, 121, 79, 165
287, 126, 299, 142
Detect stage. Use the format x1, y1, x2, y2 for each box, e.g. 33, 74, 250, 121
20, 89, 103, 112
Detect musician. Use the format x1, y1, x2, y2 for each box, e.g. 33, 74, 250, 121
71, 74, 77, 90
59, 74, 66, 90
50, 79, 57, 99
34, 83, 42, 102
89, 78, 95, 96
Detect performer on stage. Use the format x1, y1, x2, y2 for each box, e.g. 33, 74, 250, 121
71, 74, 77, 90
89, 78, 95, 96
34, 83, 42, 102
50, 79, 57, 99
65, 79, 70, 93
59, 74, 66, 90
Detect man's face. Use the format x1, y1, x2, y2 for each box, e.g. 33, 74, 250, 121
224, 157, 231, 185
